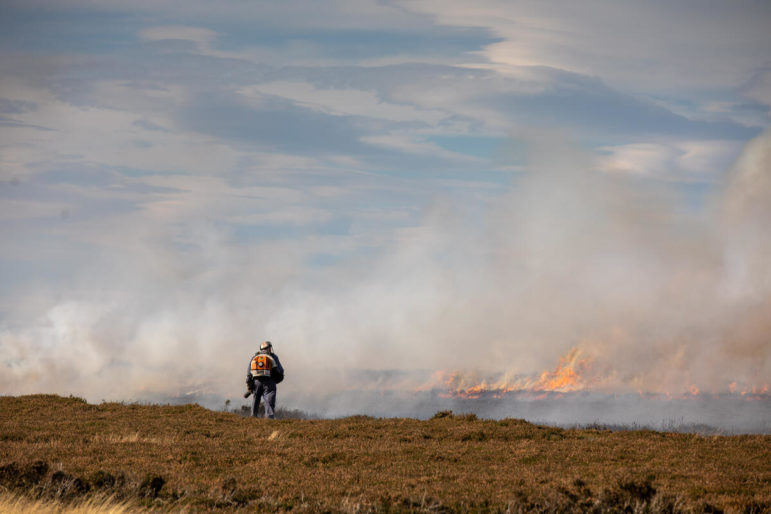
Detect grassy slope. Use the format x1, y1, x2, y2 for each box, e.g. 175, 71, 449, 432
1, 395, 769, 512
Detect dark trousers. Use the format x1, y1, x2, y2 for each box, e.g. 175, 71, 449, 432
252, 378, 277, 419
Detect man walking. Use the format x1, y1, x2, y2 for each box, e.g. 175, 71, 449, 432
246, 341, 285, 419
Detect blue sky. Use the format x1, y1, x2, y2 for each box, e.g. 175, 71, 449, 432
1, 0, 770, 406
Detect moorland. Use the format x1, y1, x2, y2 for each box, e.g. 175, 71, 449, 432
1, 395, 769, 512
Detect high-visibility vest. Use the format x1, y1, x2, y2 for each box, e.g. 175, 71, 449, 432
250, 353, 276, 377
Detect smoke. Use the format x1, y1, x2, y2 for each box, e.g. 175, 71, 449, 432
1, 129, 770, 428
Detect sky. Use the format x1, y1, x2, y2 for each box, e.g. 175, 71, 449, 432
1, 1, 770, 414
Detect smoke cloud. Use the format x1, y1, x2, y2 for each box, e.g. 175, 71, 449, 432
1, 130, 770, 429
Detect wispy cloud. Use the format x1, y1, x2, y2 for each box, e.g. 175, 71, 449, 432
403, 0, 771, 92
139, 25, 217, 48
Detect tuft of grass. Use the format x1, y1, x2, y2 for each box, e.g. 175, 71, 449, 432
0, 492, 137, 514
91, 432, 176, 445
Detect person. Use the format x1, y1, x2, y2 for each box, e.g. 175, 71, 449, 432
245, 341, 284, 419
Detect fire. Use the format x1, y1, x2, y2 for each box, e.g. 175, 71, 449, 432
431, 347, 595, 399
736, 383, 770, 397
423, 347, 770, 401
529, 347, 589, 391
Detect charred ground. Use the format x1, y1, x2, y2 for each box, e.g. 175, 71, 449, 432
1, 395, 769, 512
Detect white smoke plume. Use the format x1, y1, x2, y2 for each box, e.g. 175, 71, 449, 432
1, 130, 770, 427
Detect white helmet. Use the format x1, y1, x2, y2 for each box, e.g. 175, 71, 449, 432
260, 341, 272, 351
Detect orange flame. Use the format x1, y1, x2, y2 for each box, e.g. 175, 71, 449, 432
529, 347, 589, 391
721, 381, 770, 398
430, 347, 595, 399
422, 347, 770, 400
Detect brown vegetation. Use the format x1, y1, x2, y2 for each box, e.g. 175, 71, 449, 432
1, 395, 769, 512
0, 492, 136, 514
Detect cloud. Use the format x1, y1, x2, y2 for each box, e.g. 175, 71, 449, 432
742, 68, 771, 108
176, 92, 372, 157
139, 25, 217, 47
4, 4, 758, 185
0, 98, 37, 114
475, 72, 759, 142
402, 0, 771, 93
597, 139, 743, 179
0, 78, 247, 179
240, 81, 446, 124
359, 133, 481, 163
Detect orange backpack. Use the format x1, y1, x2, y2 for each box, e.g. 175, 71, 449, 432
250, 353, 275, 377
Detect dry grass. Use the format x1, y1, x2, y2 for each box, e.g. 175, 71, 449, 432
1, 394, 770, 512
91, 432, 177, 445
0, 492, 137, 513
